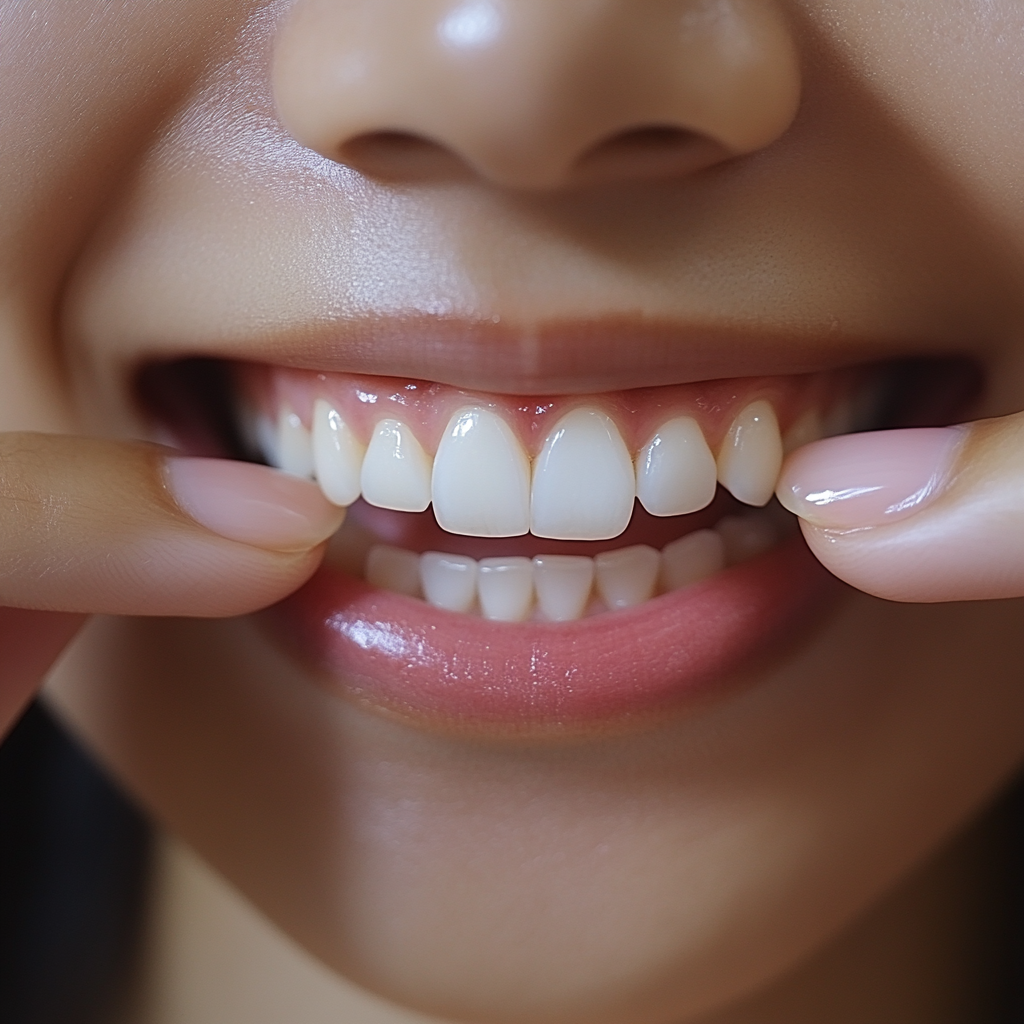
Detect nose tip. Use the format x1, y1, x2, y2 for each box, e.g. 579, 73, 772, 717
272, 0, 802, 191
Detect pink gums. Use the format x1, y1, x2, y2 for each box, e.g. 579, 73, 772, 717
265, 536, 839, 731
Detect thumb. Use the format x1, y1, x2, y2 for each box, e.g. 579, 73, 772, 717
0, 433, 345, 616
0, 433, 345, 734
775, 412, 1024, 603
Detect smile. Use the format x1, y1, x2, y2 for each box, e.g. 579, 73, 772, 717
137, 342, 974, 732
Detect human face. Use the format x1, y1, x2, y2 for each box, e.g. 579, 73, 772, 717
3, 1, 1024, 1020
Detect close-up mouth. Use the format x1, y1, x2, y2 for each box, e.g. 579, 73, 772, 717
135, 344, 982, 733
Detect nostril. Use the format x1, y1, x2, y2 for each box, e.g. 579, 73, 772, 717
573, 126, 733, 185
338, 131, 470, 183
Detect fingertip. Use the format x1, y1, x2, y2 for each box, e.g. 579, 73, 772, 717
164, 458, 345, 552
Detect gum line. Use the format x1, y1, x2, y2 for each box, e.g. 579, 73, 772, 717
237, 365, 882, 541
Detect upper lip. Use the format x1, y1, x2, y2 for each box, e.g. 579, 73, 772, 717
125, 314, 956, 396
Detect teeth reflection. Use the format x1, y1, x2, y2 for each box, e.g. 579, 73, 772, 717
660, 529, 725, 592
635, 417, 718, 517
361, 419, 433, 513
420, 552, 478, 613
313, 400, 365, 506
532, 554, 595, 621
716, 400, 783, 507
478, 557, 534, 622
366, 545, 422, 598
595, 545, 660, 609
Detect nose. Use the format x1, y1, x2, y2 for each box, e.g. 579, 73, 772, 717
272, 0, 801, 191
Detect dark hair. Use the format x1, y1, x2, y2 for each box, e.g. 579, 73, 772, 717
0, 702, 151, 1024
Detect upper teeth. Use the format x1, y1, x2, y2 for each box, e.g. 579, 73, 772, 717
260, 398, 795, 541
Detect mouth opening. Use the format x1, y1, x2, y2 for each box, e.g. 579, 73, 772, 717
135, 355, 984, 624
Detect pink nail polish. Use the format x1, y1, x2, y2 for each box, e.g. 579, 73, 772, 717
776, 427, 966, 529
164, 458, 343, 551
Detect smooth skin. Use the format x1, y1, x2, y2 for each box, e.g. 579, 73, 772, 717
1, 1, 1023, 1021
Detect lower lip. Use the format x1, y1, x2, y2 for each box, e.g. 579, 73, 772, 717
263, 535, 841, 733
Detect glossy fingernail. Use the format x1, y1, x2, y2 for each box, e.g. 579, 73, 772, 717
165, 458, 344, 551
776, 426, 966, 529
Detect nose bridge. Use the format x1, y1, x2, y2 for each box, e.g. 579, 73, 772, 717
272, 0, 802, 190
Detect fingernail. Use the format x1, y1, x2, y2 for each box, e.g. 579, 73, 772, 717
776, 426, 966, 529
165, 458, 343, 551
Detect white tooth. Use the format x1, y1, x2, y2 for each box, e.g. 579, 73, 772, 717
276, 407, 315, 478
531, 408, 635, 541
365, 545, 422, 597
716, 400, 783, 507
660, 529, 725, 592
312, 399, 365, 506
477, 557, 534, 622
432, 407, 531, 537
360, 419, 432, 512
782, 408, 824, 454
715, 513, 778, 566
635, 417, 718, 517
532, 555, 595, 621
594, 545, 660, 610
420, 552, 478, 613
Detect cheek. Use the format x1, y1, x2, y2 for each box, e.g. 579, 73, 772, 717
45, 595, 1024, 1023
800, 0, 1024, 264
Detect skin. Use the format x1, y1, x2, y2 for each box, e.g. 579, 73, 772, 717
1, 0, 1023, 1020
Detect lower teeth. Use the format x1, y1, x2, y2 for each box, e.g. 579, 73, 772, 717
327, 502, 794, 622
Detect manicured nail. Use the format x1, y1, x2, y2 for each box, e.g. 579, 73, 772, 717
164, 458, 343, 551
776, 426, 966, 529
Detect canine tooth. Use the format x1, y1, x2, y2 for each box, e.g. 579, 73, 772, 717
420, 552, 478, 613
594, 545, 660, 610
716, 400, 783, 507
312, 400, 365, 506
432, 408, 531, 537
478, 557, 534, 621
715, 513, 778, 566
531, 408, 635, 541
532, 554, 594, 621
365, 545, 422, 597
635, 417, 718, 517
660, 530, 725, 592
360, 419, 432, 512
782, 409, 824, 454
276, 408, 315, 478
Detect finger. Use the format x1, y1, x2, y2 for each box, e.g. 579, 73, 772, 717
0, 433, 345, 617
0, 609, 85, 735
775, 413, 1024, 603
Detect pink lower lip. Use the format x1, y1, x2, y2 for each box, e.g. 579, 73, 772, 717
263, 536, 841, 731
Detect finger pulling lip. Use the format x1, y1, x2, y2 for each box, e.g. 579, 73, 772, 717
261, 536, 841, 735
